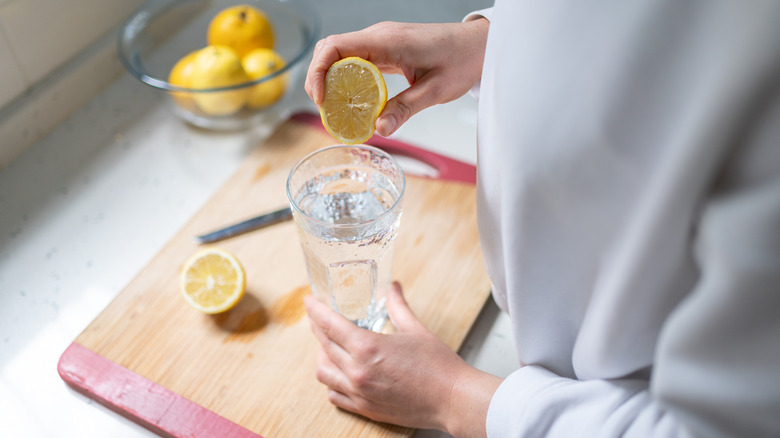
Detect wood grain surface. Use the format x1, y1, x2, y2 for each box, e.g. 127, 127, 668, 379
64, 115, 491, 437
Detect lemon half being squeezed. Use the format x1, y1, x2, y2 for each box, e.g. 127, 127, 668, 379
319, 57, 387, 145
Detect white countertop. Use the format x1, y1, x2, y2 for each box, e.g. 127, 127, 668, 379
0, 1, 517, 436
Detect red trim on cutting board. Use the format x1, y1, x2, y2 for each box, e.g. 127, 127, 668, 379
58, 342, 263, 438
290, 112, 477, 185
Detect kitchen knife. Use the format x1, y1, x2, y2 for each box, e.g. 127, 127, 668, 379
194, 207, 293, 244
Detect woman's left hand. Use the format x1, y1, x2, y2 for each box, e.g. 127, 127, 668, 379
304, 282, 502, 437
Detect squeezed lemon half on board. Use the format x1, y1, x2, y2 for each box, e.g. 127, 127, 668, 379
319, 57, 387, 144
180, 247, 245, 314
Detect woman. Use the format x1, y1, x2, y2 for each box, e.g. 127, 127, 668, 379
303, 2, 780, 437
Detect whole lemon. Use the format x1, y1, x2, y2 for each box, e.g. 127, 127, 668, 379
242, 48, 288, 108
189, 45, 250, 116
208, 5, 274, 58
168, 49, 200, 112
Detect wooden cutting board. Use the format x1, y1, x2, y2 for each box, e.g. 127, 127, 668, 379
58, 113, 490, 438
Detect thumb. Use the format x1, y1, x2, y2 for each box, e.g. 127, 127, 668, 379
386, 281, 424, 333
375, 75, 444, 137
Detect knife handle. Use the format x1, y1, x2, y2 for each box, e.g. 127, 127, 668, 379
194, 207, 293, 244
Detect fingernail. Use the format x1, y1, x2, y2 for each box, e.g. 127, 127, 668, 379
376, 114, 397, 137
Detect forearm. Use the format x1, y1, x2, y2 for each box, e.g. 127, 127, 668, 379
442, 364, 503, 438
449, 16, 490, 96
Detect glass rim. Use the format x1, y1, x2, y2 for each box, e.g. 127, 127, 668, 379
285, 144, 407, 229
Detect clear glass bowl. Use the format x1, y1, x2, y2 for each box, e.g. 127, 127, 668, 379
118, 0, 319, 130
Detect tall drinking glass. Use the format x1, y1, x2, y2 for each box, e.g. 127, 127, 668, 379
286, 145, 406, 332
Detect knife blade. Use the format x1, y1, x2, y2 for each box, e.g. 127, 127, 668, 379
194, 207, 293, 244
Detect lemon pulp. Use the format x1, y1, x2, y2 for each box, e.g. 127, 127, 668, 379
180, 248, 245, 314
320, 57, 387, 144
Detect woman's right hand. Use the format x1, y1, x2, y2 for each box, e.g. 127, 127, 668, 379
304, 19, 489, 137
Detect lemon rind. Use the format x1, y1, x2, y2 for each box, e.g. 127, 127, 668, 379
319, 57, 388, 145
180, 247, 246, 314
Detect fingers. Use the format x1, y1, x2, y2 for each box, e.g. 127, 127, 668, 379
375, 111, 399, 138
327, 389, 360, 413
310, 321, 352, 370
315, 349, 365, 414
375, 74, 450, 137
304, 37, 342, 106
307, 298, 372, 416
304, 294, 354, 350
304, 30, 381, 106
315, 348, 349, 393
305, 294, 380, 370
386, 281, 425, 333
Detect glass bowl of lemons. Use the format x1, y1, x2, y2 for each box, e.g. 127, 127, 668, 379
118, 0, 319, 130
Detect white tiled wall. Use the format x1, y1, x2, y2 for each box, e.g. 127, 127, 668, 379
0, 22, 27, 106
0, 0, 145, 169
0, 0, 145, 108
